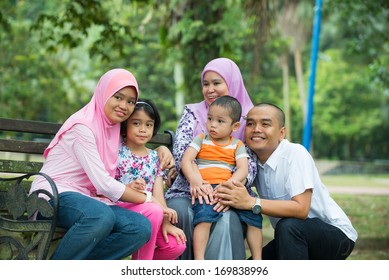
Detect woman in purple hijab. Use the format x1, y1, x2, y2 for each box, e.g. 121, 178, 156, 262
165, 58, 255, 259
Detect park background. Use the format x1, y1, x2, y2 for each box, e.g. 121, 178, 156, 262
0, 1, 388, 259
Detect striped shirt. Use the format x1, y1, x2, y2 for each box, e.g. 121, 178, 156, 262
189, 133, 249, 184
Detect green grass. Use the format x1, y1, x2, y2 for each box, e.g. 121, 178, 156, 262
321, 174, 389, 188
258, 174, 389, 260
333, 194, 388, 260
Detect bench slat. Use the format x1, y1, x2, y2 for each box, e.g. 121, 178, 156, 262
0, 118, 61, 135
0, 159, 43, 174
0, 139, 48, 154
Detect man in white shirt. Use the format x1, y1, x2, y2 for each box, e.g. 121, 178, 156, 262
214, 103, 357, 259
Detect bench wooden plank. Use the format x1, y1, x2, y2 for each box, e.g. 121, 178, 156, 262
0, 118, 174, 153
0, 159, 43, 174
0, 139, 49, 154
0, 118, 61, 134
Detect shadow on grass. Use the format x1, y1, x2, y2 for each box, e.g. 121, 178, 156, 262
349, 237, 389, 260
356, 237, 389, 250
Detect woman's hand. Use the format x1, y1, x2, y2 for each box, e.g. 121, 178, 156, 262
161, 219, 187, 244
165, 167, 178, 188
155, 146, 175, 170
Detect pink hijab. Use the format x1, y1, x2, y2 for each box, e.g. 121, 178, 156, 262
44, 68, 139, 177
187, 57, 253, 140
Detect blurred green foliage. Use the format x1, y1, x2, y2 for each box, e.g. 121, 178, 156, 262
0, 0, 388, 160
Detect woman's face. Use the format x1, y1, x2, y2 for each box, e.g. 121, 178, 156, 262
202, 71, 229, 105
104, 86, 137, 124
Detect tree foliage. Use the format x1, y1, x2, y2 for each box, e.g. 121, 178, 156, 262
1, 0, 388, 160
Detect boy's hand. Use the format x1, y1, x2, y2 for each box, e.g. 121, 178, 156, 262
190, 181, 214, 205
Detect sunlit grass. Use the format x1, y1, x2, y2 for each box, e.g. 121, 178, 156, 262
322, 174, 389, 188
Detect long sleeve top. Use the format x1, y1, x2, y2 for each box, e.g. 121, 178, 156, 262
30, 124, 125, 205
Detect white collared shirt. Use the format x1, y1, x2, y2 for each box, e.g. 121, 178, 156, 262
254, 139, 357, 242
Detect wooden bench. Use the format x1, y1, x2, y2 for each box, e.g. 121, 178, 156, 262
0, 117, 174, 260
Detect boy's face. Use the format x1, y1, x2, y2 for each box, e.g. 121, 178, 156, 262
206, 105, 240, 141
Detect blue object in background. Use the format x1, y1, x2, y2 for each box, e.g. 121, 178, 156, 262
302, 0, 322, 152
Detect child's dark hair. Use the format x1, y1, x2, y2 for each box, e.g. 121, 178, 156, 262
210, 95, 242, 123
120, 98, 161, 137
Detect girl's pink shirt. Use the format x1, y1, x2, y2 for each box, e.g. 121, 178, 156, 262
30, 124, 125, 204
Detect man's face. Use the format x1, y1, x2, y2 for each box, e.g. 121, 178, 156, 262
245, 106, 285, 164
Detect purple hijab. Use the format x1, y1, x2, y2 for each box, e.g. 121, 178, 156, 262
187, 57, 253, 141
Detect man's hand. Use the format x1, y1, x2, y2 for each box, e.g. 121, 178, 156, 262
214, 180, 253, 210
212, 201, 230, 213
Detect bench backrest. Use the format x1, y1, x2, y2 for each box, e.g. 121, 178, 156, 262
0, 117, 174, 175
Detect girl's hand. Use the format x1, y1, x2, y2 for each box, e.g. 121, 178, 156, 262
163, 207, 178, 224
155, 146, 175, 170
127, 178, 146, 191
162, 220, 187, 244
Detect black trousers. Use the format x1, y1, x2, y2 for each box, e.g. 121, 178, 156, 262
262, 217, 355, 260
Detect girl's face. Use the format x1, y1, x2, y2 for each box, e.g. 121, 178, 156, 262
104, 86, 137, 124
202, 71, 229, 105
125, 109, 154, 146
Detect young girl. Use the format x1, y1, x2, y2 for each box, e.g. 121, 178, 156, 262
115, 99, 186, 260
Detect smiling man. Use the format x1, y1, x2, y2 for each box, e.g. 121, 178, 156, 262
215, 103, 357, 260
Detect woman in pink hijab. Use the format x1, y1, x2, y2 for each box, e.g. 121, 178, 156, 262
165, 58, 256, 259
31, 68, 173, 259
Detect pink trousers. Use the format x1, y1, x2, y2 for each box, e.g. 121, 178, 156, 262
117, 201, 186, 260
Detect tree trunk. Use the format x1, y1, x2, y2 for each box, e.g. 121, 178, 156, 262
174, 60, 185, 119
294, 49, 306, 123
280, 54, 291, 141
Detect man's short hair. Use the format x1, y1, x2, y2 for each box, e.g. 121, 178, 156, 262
254, 103, 285, 127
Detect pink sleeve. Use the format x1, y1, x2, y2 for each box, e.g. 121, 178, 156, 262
70, 125, 125, 202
